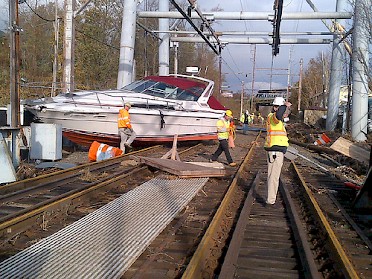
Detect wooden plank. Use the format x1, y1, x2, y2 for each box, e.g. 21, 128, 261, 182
137, 156, 226, 178
330, 137, 370, 165
186, 162, 225, 169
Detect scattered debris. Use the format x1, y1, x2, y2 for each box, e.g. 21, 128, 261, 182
79, 168, 108, 182
330, 137, 370, 165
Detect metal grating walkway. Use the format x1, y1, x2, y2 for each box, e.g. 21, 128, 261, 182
0, 176, 209, 278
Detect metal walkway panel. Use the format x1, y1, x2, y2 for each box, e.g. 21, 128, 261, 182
0, 176, 209, 279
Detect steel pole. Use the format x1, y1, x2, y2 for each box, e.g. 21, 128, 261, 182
351, 0, 370, 141
326, 0, 347, 131
117, 0, 138, 89
158, 0, 169, 75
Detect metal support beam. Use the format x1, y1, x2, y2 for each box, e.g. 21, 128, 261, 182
153, 30, 336, 36
138, 11, 352, 20
351, 0, 370, 141
171, 37, 332, 44
169, 0, 220, 55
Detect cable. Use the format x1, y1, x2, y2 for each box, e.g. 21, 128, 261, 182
23, 0, 57, 22
226, 46, 241, 73
76, 29, 120, 51
221, 56, 244, 84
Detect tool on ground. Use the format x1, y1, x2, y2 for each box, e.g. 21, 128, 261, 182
285, 145, 329, 172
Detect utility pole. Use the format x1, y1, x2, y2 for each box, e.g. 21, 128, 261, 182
250, 44, 256, 112
298, 58, 303, 112
286, 46, 292, 101
9, 0, 20, 128
172, 35, 179, 75
8, 0, 21, 167
51, 0, 60, 97
63, 0, 75, 93
218, 53, 222, 101
240, 81, 244, 117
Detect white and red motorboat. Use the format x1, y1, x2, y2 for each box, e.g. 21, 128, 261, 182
23, 75, 226, 147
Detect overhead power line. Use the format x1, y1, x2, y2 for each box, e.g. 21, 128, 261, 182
23, 0, 59, 22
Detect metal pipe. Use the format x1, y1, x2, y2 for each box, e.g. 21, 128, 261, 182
138, 11, 352, 20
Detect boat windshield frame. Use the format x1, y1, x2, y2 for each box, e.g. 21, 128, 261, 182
121, 79, 205, 102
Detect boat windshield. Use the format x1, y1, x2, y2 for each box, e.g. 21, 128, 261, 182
122, 79, 203, 101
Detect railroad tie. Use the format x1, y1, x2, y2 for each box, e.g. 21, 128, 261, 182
0, 175, 209, 279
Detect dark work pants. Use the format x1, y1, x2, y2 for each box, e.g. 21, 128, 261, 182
211, 139, 233, 163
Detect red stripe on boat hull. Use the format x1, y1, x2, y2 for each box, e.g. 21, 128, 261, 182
63, 129, 217, 147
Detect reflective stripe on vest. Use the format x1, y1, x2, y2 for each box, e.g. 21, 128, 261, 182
264, 113, 289, 148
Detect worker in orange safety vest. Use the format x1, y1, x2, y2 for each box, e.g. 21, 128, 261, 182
118, 102, 136, 152
264, 97, 291, 207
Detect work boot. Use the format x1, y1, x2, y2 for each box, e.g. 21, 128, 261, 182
229, 162, 237, 167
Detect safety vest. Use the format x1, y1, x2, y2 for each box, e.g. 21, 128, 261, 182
264, 112, 289, 148
118, 109, 132, 129
217, 118, 230, 140
240, 113, 251, 124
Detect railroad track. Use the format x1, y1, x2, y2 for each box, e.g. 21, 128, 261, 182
180, 138, 371, 279
0, 144, 206, 245
1, 132, 370, 279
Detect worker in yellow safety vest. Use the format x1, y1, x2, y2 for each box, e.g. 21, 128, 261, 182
239, 110, 252, 134
210, 110, 237, 167
264, 97, 292, 207
118, 102, 136, 152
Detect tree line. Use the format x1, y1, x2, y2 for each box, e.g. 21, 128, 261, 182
0, 0, 220, 106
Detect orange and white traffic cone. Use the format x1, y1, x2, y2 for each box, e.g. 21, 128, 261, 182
88, 141, 123, 161
314, 133, 331, 145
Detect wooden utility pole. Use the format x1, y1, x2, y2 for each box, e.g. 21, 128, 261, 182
298, 58, 303, 112
9, 0, 20, 128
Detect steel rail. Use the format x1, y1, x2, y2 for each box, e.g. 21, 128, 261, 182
279, 179, 322, 279
218, 172, 260, 277
181, 132, 261, 278
0, 166, 147, 235
292, 162, 360, 279
0, 143, 203, 239
0, 145, 161, 195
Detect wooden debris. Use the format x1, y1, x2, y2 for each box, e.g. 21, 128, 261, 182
137, 156, 226, 178
330, 137, 370, 165
186, 161, 225, 169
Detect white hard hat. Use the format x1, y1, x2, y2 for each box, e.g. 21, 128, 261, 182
246, 110, 249, 114
272, 97, 285, 106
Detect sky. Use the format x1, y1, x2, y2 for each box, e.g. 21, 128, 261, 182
195, 0, 353, 93
0, 0, 354, 93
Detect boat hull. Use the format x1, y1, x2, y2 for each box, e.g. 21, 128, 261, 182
32, 108, 220, 147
